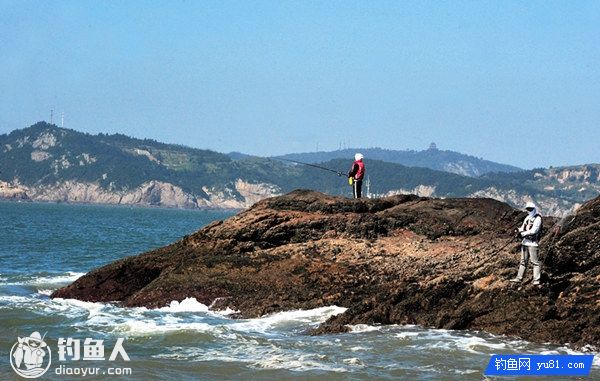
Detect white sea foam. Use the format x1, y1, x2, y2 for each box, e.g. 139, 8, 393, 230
45, 297, 346, 339
214, 307, 239, 315
342, 357, 365, 367
116, 319, 215, 335
112, 305, 347, 337
155, 345, 349, 372
0, 295, 33, 304
408, 330, 513, 354
251, 353, 347, 372
51, 298, 108, 319
47, 299, 213, 336
228, 306, 347, 333
0, 294, 78, 315
0, 272, 85, 286
347, 324, 383, 333
396, 331, 420, 339
158, 297, 210, 313
453, 335, 508, 354
154, 297, 240, 315
451, 369, 480, 374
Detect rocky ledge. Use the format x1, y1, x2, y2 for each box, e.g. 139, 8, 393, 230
52, 190, 600, 348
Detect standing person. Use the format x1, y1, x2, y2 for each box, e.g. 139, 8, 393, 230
510, 202, 543, 285
348, 153, 365, 198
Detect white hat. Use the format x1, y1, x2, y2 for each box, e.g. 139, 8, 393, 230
24, 331, 46, 347
354, 153, 364, 161
525, 201, 536, 210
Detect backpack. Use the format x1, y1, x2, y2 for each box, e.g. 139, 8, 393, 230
528, 214, 543, 242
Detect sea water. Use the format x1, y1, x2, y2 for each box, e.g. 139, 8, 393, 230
0, 201, 597, 380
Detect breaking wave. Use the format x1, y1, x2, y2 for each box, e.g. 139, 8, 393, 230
1, 270, 597, 376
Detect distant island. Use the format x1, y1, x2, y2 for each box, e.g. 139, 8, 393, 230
1, 121, 599, 215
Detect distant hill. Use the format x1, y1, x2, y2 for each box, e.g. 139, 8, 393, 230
267, 158, 581, 216
227, 151, 253, 161
0, 122, 287, 208
482, 165, 600, 208
0, 122, 596, 215
276, 146, 521, 177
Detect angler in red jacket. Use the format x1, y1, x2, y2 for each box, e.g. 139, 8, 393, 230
348, 153, 365, 198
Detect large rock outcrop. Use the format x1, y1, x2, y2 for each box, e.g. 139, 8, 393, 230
52, 190, 600, 348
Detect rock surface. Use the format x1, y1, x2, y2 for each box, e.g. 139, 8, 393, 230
0, 181, 30, 200
52, 190, 600, 348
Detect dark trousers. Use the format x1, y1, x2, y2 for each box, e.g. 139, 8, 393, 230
353, 179, 363, 198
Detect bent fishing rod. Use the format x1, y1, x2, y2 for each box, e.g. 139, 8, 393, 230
273, 157, 344, 176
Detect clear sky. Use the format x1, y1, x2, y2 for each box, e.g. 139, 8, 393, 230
1, 1, 599, 169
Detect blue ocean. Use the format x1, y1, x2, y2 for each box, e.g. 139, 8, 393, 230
1, 201, 597, 380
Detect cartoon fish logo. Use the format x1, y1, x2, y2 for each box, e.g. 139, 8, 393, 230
10, 331, 52, 378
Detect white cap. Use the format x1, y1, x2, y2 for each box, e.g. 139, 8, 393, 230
25, 331, 46, 347
355, 153, 364, 161
525, 201, 536, 210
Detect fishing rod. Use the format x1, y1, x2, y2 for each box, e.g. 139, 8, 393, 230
273, 157, 344, 176
475, 232, 522, 268
488, 238, 518, 258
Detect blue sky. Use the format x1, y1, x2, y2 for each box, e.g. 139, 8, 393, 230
1, 1, 599, 168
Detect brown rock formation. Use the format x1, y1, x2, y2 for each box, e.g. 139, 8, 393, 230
52, 190, 600, 348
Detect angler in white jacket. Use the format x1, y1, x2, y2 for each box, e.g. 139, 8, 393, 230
510, 202, 543, 285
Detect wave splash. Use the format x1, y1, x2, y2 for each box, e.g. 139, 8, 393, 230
1, 277, 598, 375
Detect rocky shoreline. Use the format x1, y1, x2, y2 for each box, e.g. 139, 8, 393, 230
52, 190, 600, 349
0, 179, 278, 210
0, 181, 30, 201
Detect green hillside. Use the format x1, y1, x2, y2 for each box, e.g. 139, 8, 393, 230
0, 122, 505, 199
0, 122, 595, 214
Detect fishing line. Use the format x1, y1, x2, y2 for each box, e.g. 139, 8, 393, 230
271, 157, 344, 176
